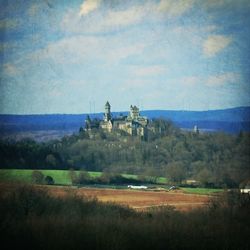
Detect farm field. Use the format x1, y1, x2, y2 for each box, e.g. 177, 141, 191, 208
0, 183, 210, 211
0, 169, 223, 195
182, 187, 223, 195
46, 185, 210, 211
0, 169, 102, 185
0, 169, 167, 185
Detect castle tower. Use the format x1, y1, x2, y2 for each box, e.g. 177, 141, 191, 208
130, 105, 139, 120
104, 101, 111, 122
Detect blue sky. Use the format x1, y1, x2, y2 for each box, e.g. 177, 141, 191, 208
0, 0, 250, 114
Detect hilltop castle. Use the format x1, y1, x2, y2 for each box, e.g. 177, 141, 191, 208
85, 101, 148, 137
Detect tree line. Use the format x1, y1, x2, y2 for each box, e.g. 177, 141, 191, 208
0, 184, 249, 250
0, 119, 249, 188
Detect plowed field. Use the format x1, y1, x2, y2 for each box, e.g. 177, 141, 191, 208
49, 186, 210, 211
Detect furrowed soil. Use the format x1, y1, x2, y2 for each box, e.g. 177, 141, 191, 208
49, 186, 210, 211
0, 184, 210, 211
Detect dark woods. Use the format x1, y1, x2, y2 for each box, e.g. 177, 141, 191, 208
0, 184, 249, 250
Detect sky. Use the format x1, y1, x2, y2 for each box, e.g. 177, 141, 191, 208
0, 0, 250, 114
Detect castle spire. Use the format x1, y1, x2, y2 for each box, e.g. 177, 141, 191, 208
104, 101, 111, 121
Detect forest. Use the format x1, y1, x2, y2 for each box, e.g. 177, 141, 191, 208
0, 119, 249, 188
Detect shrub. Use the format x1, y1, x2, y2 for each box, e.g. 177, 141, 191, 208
31, 170, 44, 184
77, 170, 91, 184
98, 172, 141, 185
44, 175, 55, 185
68, 169, 92, 185
69, 168, 78, 185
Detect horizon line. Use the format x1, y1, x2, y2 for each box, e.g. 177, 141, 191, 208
0, 105, 249, 116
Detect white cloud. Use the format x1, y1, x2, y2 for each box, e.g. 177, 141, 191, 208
107, 44, 146, 63
206, 73, 240, 86
177, 72, 241, 89
203, 35, 232, 57
102, 6, 146, 28
63, 5, 147, 34
2, 63, 19, 76
28, 35, 146, 65
172, 25, 217, 36
61, 9, 80, 32
30, 36, 99, 64
62, 0, 195, 34
181, 76, 200, 86
180, 73, 240, 88
79, 0, 101, 16
157, 0, 194, 17
131, 65, 168, 77
77, 0, 194, 23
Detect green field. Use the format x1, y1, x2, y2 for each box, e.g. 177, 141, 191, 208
0, 169, 165, 186
181, 187, 223, 195
0, 169, 224, 194
0, 169, 70, 185
0, 169, 104, 185
0, 169, 149, 186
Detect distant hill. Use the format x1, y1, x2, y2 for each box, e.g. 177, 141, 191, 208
0, 107, 249, 137
141, 106, 250, 122
141, 107, 250, 133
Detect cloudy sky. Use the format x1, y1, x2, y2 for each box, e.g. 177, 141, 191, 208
0, 0, 250, 114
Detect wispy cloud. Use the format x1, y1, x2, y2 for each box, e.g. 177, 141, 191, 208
130, 65, 168, 77
180, 73, 240, 87
0, 18, 18, 30
206, 73, 240, 86
28, 34, 146, 66
79, 0, 101, 16
157, 0, 194, 17
99, 0, 195, 28
2, 63, 19, 76
181, 76, 200, 86
29, 36, 99, 64
1, 0, 249, 113
63, 0, 195, 34
203, 35, 232, 57
63, 5, 146, 33
102, 6, 146, 28
180, 72, 241, 88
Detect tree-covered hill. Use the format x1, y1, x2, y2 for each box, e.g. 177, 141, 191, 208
0, 119, 249, 188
